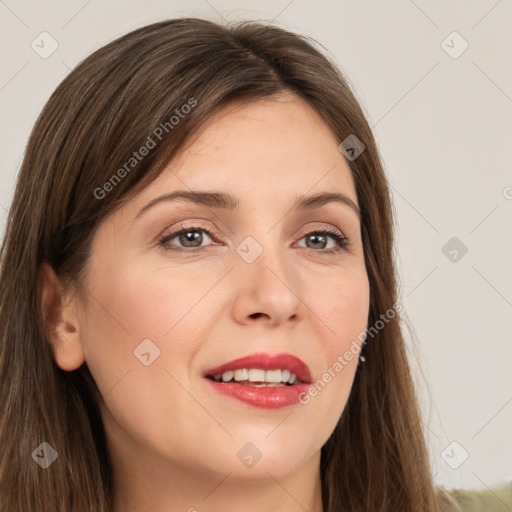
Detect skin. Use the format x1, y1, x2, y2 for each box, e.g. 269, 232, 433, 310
40, 92, 370, 512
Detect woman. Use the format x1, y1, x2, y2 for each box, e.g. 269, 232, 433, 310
0, 17, 507, 512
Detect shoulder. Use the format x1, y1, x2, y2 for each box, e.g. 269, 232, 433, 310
437, 481, 512, 512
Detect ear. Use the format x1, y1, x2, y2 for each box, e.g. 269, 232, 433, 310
37, 263, 85, 371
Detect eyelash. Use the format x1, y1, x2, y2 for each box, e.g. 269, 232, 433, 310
158, 223, 349, 255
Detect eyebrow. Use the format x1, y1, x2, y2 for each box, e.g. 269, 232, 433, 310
135, 190, 361, 219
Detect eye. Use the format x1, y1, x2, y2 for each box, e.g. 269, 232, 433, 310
158, 224, 349, 253
159, 226, 216, 251
296, 226, 349, 254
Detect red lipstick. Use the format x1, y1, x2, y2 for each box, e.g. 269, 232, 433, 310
203, 352, 313, 409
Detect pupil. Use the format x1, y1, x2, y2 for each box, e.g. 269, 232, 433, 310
308, 234, 326, 249
181, 230, 201, 247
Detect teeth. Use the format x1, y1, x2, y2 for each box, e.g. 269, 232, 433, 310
214, 368, 299, 385
248, 369, 266, 382
234, 369, 249, 381
221, 370, 234, 383
264, 369, 282, 383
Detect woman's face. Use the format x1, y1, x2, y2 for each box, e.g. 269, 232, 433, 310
71, 94, 370, 484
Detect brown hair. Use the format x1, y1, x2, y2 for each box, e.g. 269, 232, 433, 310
0, 17, 443, 511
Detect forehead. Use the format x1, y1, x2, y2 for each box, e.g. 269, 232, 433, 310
134, 94, 358, 210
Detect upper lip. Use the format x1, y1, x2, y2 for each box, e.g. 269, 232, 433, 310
203, 352, 313, 383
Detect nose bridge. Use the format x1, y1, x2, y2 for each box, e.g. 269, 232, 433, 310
235, 218, 289, 282
232, 228, 302, 323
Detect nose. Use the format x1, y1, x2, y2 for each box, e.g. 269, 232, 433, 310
230, 246, 302, 328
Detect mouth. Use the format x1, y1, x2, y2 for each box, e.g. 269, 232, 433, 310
203, 352, 313, 386
202, 352, 313, 408
205, 371, 299, 386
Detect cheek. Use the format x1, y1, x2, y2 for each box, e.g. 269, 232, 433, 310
296, 265, 369, 423
310, 264, 370, 348
77, 263, 160, 398
79, 256, 220, 396
78, 261, 215, 456
85, 251, 211, 337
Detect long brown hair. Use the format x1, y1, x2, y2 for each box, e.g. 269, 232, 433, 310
0, 17, 443, 511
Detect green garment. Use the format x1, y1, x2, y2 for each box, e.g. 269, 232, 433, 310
438, 481, 512, 511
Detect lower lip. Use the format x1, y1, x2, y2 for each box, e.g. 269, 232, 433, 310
204, 378, 311, 409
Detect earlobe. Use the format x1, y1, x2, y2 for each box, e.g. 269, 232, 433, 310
37, 263, 85, 371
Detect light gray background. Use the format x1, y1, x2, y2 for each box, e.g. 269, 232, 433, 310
1, 0, 511, 493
